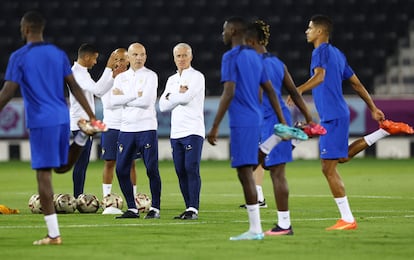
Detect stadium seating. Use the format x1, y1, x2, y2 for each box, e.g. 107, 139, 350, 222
0, 0, 414, 96
375, 22, 414, 95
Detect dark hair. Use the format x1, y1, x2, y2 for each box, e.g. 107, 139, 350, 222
78, 43, 99, 57
310, 14, 333, 35
226, 16, 247, 34
246, 19, 270, 46
22, 11, 45, 33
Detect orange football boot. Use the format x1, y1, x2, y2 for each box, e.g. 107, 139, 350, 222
380, 120, 414, 135
326, 219, 357, 231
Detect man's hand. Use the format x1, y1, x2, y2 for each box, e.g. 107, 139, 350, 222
112, 65, 126, 78
106, 51, 118, 70
207, 127, 219, 145
112, 88, 124, 95
372, 107, 385, 122
179, 85, 188, 93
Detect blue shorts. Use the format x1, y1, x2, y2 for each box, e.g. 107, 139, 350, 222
261, 114, 292, 167
319, 117, 349, 159
100, 129, 120, 160
230, 126, 260, 168
30, 124, 70, 169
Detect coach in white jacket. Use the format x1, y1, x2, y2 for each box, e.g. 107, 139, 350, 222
111, 43, 161, 219
100, 48, 137, 209
159, 43, 205, 220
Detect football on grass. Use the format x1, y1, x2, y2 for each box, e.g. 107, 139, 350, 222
101, 193, 123, 210
54, 193, 77, 213
28, 194, 42, 214
76, 194, 100, 213
134, 193, 151, 213
53, 193, 62, 203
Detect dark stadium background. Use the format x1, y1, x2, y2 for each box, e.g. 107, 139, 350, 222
0, 0, 413, 96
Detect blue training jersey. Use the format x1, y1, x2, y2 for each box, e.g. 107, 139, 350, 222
5, 42, 72, 128
261, 53, 290, 121
221, 45, 269, 127
310, 43, 354, 121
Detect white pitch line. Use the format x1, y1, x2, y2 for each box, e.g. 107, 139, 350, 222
200, 194, 414, 200
3, 192, 413, 200
291, 194, 414, 200
1, 215, 413, 229
202, 209, 414, 213
223, 215, 414, 223
0, 221, 208, 229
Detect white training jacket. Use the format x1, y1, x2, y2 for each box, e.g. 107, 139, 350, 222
110, 67, 158, 132
159, 66, 205, 139
101, 91, 122, 130
69, 62, 114, 130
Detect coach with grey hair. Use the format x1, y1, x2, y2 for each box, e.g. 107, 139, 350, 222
159, 43, 205, 220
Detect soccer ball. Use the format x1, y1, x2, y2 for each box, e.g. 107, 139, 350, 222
134, 193, 151, 213
76, 194, 100, 213
53, 193, 62, 203
54, 193, 77, 214
101, 193, 123, 210
52, 193, 63, 208
28, 194, 42, 214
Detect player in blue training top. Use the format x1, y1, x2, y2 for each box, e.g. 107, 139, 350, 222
244, 19, 317, 236
290, 14, 389, 231
0, 11, 103, 245
207, 16, 303, 241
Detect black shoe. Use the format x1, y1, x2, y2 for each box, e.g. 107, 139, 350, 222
264, 225, 294, 236
115, 210, 139, 219
144, 209, 160, 219
239, 199, 268, 209
173, 211, 186, 219
182, 210, 198, 220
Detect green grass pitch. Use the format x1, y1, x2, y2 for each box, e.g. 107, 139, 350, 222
0, 159, 413, 260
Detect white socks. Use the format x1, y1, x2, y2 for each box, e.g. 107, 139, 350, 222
335, 196, 354, 223
104, 184, 136, 197
187, 207, 198, 214
363, 129, 390, 146
259, 134, 282, 154
128, 208, 138, 214
74, 131, 89, 146
256, 185, 264, 202
277, 211, 291, 229
45, 214, 60, 238
149, 207, 160, 213
246, 204, 262, 234
103, 184, 112, 197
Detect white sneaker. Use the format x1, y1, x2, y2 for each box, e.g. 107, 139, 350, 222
102, 206, 123, 215
229, 231, 264, 241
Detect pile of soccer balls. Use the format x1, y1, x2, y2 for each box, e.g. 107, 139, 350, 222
29, 193, 101, 214
28, 192, 151, 214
